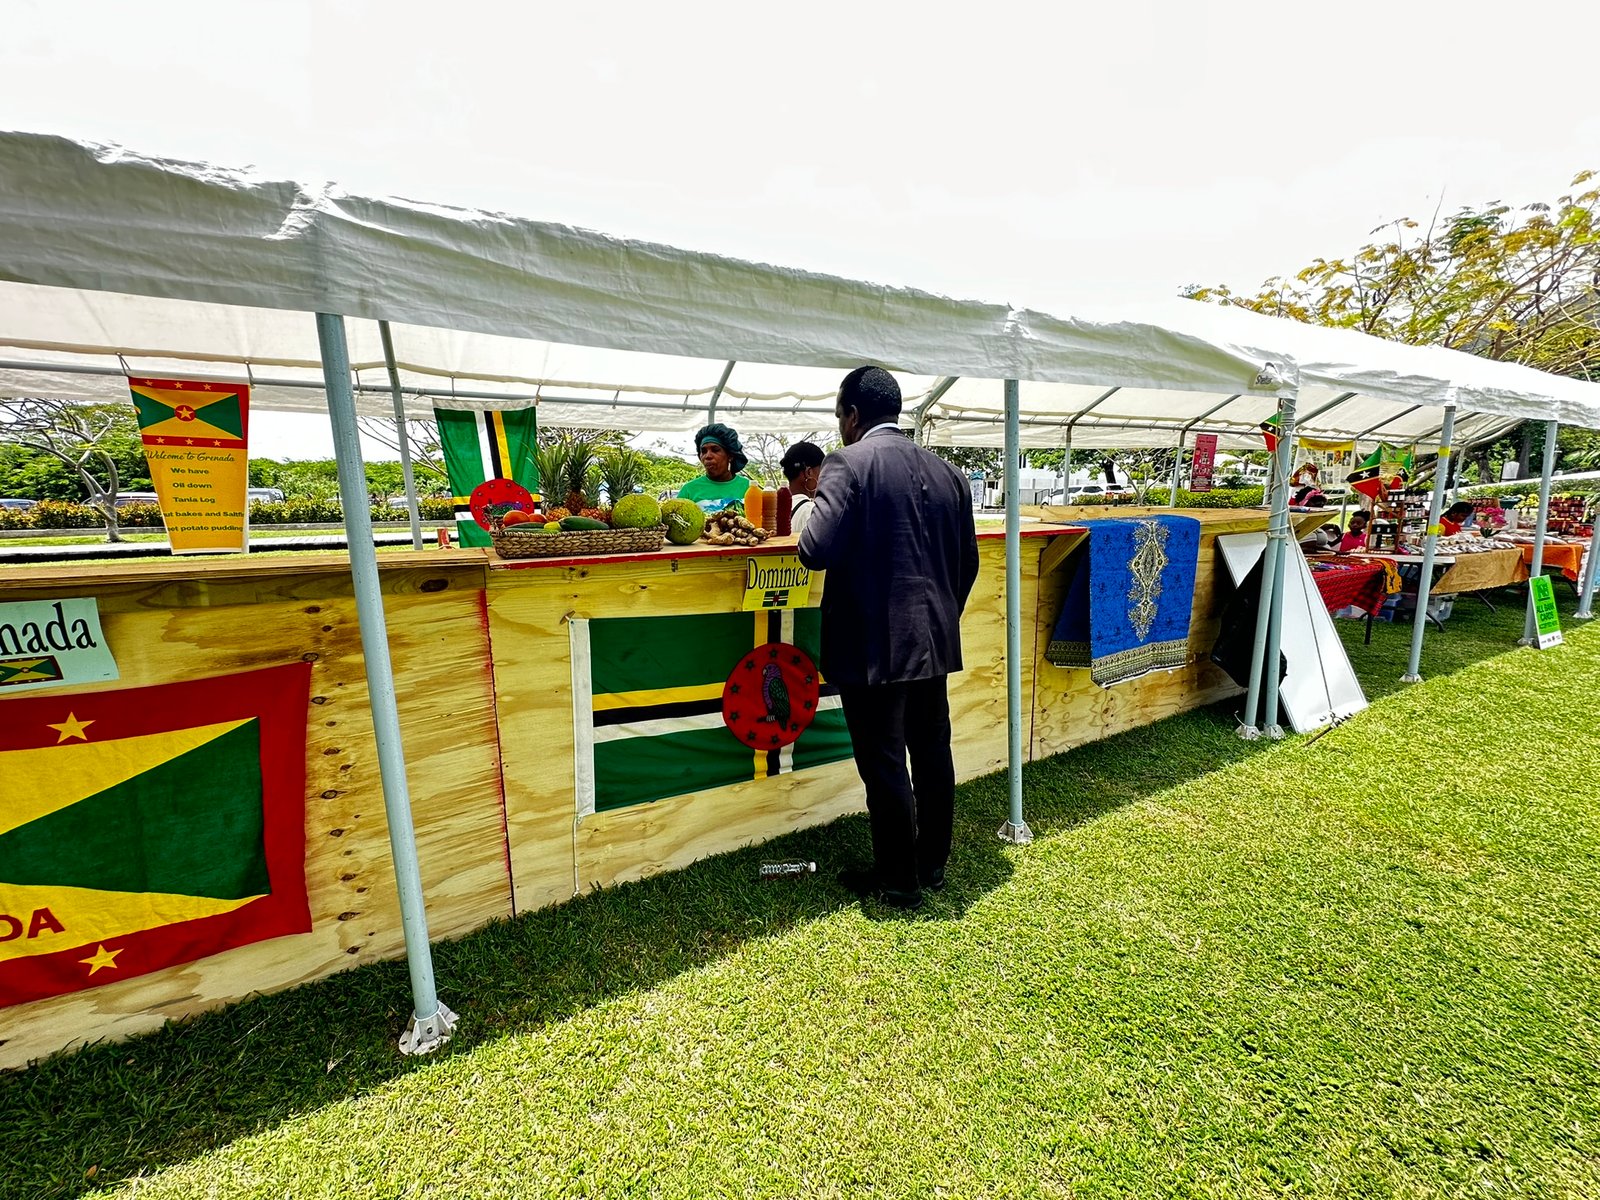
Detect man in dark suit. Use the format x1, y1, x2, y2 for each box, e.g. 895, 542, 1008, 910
797, 366, 981, 910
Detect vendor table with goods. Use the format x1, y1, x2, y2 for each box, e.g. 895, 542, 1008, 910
1307, 557, 1391, 617
1510, 538, 1587, 584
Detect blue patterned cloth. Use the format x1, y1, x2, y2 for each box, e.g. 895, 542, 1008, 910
1046, 515, 1202, 686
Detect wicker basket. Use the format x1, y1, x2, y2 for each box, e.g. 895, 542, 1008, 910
490, 524, 667, 559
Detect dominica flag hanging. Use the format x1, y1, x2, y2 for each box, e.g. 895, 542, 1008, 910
127, 376, 251, 554
0, 664, 312, 1008
570, 609, 854, 815
434, 402, 539, 547
1345, 444, 1414, 502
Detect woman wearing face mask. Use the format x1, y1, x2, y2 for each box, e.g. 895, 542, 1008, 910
677, 422, 752, 514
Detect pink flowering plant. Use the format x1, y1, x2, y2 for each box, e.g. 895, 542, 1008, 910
1473, 504, 1507, 533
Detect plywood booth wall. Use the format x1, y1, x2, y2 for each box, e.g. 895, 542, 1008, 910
3, 513, 1262, 1068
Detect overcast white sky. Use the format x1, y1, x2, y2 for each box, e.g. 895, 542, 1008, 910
8, 0, 1599, 459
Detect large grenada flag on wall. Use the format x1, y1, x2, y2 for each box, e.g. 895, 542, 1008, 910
0, 664, 312, 1008
570, 609, 853, 815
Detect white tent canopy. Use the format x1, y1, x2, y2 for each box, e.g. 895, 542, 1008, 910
4, 131, 1598, 447
6, 129, 1596, 1054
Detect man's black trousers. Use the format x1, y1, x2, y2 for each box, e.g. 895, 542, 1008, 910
837, 674, 955, 894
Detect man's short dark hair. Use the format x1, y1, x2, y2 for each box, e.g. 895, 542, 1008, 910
839, 365, 902, 425
779, 441, 825, 482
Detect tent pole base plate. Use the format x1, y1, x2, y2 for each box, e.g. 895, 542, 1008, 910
1264, 724, 1285, 740
996, 819, 1034, 845
1236, 726, 1262, 742
399, 1003, 458, 1057
1400, 673, 1422, 684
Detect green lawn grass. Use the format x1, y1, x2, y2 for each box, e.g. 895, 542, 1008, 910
3, 585, 1597, 1198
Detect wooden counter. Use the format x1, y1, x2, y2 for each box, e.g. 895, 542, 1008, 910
1, 510, 1258, 1069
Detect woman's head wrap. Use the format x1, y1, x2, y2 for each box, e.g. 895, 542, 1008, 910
694, 422, 747, 474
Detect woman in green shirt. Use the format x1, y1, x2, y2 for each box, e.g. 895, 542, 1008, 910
676, 422, 751, 513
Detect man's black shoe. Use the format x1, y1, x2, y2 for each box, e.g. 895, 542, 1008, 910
922, 870, 947, 893
838, 867, 925, 910
879, 887, 925, 911
837, 866, 879, 897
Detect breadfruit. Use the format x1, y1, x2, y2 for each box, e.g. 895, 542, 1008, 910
660, 498, 707, 545
610, 494, 662, 529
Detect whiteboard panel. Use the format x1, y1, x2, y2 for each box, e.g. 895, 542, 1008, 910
1216, 533, 1368, 733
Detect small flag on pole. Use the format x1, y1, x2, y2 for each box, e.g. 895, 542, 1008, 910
1260, 412, 1280, 454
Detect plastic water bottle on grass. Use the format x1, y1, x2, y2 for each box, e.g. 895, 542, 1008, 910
759, 860, 817, 879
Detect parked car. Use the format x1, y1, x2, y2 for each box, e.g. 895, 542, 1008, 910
0, 497, 37, 510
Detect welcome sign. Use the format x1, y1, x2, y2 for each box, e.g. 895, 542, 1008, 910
0, 598, 118, 694
127, 375, 251, 554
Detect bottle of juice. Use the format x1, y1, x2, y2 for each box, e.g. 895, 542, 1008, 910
775, 486, 792, 536
744, 481, 763, 524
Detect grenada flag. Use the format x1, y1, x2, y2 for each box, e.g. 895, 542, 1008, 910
0, 664, 312, 1008
128, 375, 251, 554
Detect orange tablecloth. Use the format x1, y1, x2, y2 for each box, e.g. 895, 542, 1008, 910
1519, 542, 1585, 583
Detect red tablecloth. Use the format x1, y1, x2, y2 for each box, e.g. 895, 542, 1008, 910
1310, 559, 1390, 616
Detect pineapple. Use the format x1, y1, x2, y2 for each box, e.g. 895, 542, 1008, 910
533, 442, 570, 513
599, 448, 646, 509
562, 437, 599, 515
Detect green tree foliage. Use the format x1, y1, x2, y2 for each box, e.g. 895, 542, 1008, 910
1186, 171, 1599, 381
0, 399, 152, 541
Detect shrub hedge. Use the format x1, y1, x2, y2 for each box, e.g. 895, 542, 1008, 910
1072, 486, 1266, 509
0, 496, 459, 531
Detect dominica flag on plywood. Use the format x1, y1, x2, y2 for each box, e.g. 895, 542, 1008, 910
434, 402, 539, 547
570, 609, 853, 814
0, 664, 312, 1008
127, 375, 251, 554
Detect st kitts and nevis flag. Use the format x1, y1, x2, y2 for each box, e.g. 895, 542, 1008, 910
0, 664, 312, 1008
1259, 411, 1282, 454
434, 402, 539, 547
570, 609, 853, 815
127, 376, 250, 554
1346, 444, 1415, 502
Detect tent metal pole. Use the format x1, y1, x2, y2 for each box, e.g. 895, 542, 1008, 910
315, 312, 456, 1056
1057, 386, 1120, 505
1169, 432, 1185, 507
997, 378, 1032, 846
912, 376, 958, 445
1260, 394, 1299, 739
1574, 513, 1600, 619
1239, 401, 1289, 740
1355, 404, 1425, 440
1295, 391, 1359, 426
705, 360, 736, 423
1401, 403, 1456, 683
1521, 420, 1560, 645
379, 321, 424, 551
1170, 393, 1246, 505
